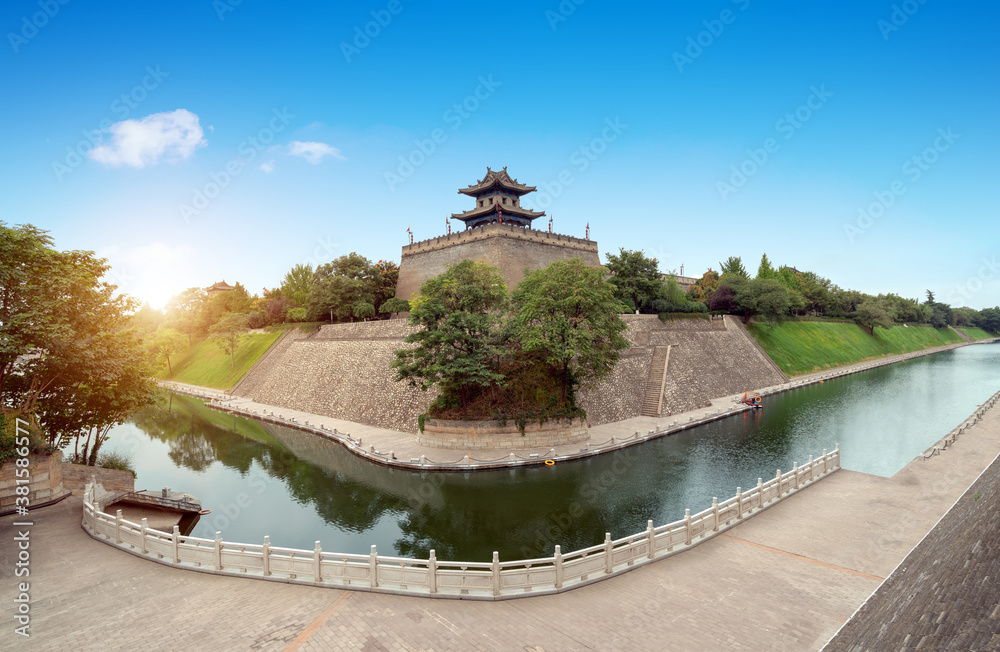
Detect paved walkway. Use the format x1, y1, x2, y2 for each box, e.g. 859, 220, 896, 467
3, 390, 998, 650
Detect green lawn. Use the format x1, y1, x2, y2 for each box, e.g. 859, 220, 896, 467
164, 330, 284, 390
747, 321, 965, 376
960, 327, 997, 341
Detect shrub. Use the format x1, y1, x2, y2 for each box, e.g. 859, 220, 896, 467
95, 450, 137, 478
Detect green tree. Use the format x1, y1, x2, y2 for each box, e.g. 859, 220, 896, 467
0, 222, 156, 461
733, 278, 799, 325
853, 300, 894, 335
165, 287, 207, 345
209, 312, 250, 370
306, 253, 376, 322
353, 301, 376, 320
756, 254, 777, 280
510, 259, 629, 404
281, 263, 314, 306
393, 260, 508, 411
147, 327, 187, 375
604, 248, 662, 313
379, 297, 410, 316
719, 256, 749, 280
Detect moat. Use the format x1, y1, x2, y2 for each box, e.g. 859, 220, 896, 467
109, 343, 999, 562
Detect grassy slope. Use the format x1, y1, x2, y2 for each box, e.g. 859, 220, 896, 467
747, 321, 965, 376
164, 330, 284, 390
960, 327, 996, 341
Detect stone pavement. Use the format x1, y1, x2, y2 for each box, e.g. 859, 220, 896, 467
2, 393, 999, 651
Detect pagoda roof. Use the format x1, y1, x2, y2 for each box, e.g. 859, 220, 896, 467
451, 202, 545, 222
206, 280, 235, 292
458, 167, 536, 197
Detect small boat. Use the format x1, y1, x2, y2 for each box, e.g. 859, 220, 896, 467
739, 392, 763, 409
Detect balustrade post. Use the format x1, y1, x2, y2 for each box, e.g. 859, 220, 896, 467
757, 478, 763, 510
115, 509, 123, 544
604, 533, 613, 574
370, 545, 379, 588
808, 455, 814, 482
428, 550, 438, 594
172, 526, 180, 563
140, 518, 148, 554
491, 552, 501, 597
792, 462, 799, 490
554, 545, 564, 588
712, 497, 719, 532
646, 520, 656, 558
313, 542, 322, 582
214, 532, 223, 571
776, 469, 782, 496
822, 449, 828, 474
262, 536, 271, 577
684, 509, 692, 544
835, 443, 840, 468
736, 489, 743, 520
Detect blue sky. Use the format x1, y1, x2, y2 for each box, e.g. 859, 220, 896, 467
2, 0, 997, 310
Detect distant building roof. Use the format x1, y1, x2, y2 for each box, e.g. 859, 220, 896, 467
206, 281, 235, 293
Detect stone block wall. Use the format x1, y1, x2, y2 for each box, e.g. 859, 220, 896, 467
396, 224, 600, 300
0, 452, 66, 513
61, 463, 136, 494
419, 417, 588, 450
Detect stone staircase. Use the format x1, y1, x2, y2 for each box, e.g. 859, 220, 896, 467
641, 345, 670, 417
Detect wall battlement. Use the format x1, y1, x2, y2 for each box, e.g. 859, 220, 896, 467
402, 223, 597, 257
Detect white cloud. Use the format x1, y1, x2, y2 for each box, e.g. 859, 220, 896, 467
287, 140, 344, 164
88, 109, 206, 168
259, 160, 275, 173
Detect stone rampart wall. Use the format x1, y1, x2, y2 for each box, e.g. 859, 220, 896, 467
396, 224, 600, 300
238, 315, 788, 433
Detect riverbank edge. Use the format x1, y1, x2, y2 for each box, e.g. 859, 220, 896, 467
158, 337, 996, 473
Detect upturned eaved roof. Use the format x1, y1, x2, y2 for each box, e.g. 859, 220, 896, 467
451, 202, 545, 221
458, 167, 536, 197
206, 280, 235, 292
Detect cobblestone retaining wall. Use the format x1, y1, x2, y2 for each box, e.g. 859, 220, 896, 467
239, 315, 788, 433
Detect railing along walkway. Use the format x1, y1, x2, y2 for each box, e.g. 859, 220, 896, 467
81, 446, 840, 600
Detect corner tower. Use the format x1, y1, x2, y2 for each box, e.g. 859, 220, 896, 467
395, 168, 599, 301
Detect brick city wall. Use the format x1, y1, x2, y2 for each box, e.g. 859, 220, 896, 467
395, 224, 600, 300
238, 315, 788, 433
61, 463, 136, 494
418, 417, 589, 450
0, 452, 66, 513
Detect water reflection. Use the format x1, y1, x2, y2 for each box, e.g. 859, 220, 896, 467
119, 343, 998, 561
